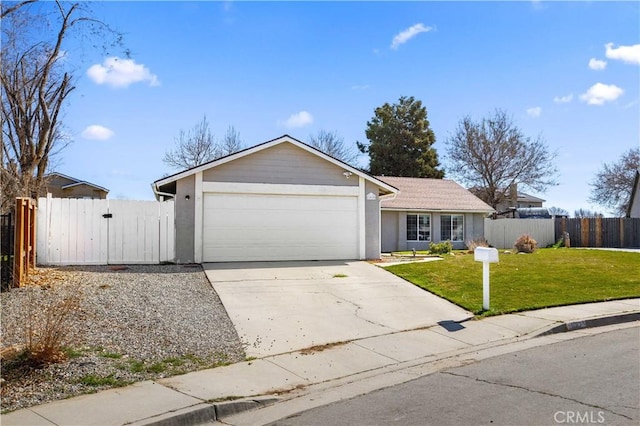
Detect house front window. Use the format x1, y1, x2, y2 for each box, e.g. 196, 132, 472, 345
441, 214, 464, 242
407, 214, 430, 241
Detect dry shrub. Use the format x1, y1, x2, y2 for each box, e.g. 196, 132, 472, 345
26, 291, 82, 364
466, 238, 489, 253
514, 234, 537, 253
3, 279, 84, 366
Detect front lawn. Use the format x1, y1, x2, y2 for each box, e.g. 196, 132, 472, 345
385, 248, 640, 315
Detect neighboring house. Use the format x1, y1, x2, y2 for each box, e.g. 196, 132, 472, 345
493, 183, 545, 212
377, 176, 494, 252
44, 173, 109, 199
627, 168, 640, 218
152, 135, 397, 263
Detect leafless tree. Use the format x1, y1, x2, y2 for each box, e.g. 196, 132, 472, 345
163, 119, 245, 170
1, 0, 37, 18
308, 129, 359, 164
1, 0, 123, 213
548, 206, 570, 217
574, 208, 604, 218
163, 116, 220, 170
445, 109, 558, 209
588, 147, 639, 216
220, 125, 243, 157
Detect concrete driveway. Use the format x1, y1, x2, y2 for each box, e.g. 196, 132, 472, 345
203, 261, 472, 358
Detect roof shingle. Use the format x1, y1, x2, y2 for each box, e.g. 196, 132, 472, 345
377, 176, 494, 212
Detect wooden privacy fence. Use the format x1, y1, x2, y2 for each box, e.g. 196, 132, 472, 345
37, 196, 175, 265
484, 218, 555, 249
555, 217, 640, 248
14, 197, 37, 287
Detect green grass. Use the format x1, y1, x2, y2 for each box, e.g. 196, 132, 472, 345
385, 248, 640, 316
62, 347, 85, 359
333, 273, 348, 278
147, 362, 166, 373
77, 374, 130, 387
128, 360, 146, 373
99, 351, 122, 359
123, 354, 229, 376
162, 356, 185, 367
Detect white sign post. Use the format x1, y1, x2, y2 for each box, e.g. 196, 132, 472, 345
474, 247, 499, 311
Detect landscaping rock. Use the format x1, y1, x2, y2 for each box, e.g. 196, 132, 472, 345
0, 265, 245, 412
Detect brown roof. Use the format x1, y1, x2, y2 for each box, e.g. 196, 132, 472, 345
377, 176, 494, 212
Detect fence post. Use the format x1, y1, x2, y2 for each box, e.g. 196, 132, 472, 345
13, 198, 25, 287
13, 197, 36, 287
619, 217, 625, 247
580, 218, 589, 247
30, 199, 36, 269
595, 217, 602, 247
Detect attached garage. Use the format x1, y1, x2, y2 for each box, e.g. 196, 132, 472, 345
153, 135, 397, 263
202, 185, 359, 262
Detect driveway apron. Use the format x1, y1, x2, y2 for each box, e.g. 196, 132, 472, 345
203, 261, 472, 358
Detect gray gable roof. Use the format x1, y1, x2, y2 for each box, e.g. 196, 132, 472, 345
377, 176, 494, 213
45, 172, 109, 193
153, 135, 398, 197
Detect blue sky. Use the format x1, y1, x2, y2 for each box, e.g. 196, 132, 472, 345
54, 1, 639, 215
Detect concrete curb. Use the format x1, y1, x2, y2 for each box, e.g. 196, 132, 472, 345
139, 397, 280, 426
534, 312, 640, 337
144, 313, 638, 426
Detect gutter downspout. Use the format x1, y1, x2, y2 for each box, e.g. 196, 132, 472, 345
151, 183, 176, 202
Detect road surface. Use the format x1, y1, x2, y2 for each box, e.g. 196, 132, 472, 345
271, 326, 639, 426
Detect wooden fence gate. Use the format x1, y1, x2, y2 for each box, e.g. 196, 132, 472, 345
37, 196, 175, 265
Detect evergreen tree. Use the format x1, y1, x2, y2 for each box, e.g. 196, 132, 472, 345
357, 96, 444, 178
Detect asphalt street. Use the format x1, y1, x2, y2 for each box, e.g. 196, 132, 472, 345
270, 326, 640, 426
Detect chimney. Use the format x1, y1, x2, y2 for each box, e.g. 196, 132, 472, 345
509, 182, 518, 208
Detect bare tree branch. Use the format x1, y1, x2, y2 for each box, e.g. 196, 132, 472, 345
163, 116, 219, 170
0, 0, 37, 18
1, 0, 125, 213
588, 147, 640, 216
445, 109, 558, 209
220, 125, 243, 157
163, 118, 244, 170
308, 129, 359, 164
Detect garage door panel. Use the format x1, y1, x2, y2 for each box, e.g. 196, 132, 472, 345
203, 192, 359, 262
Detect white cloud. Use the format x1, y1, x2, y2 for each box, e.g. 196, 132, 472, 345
588, 58, 607, 70
87, 57, 160, 88
351, 84, 370, 90
391, 23, 432, 50
580, 83, 624, 105
553, 93, 573, 104
81, 125, 114, 140
605, 42, 640, 65
281, 111, 313, 128
526, 107, 542, 117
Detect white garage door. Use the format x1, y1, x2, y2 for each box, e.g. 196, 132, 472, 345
202, 191, 359, 262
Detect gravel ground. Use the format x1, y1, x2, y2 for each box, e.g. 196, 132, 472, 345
0, 264, 246, 412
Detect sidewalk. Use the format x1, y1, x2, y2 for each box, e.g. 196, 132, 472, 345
3, 299, 639, 426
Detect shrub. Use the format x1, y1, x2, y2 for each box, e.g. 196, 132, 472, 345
514, 234, 537, 253
466, 238, 489, 253
1, 270, 85, 367
429, 240, 453, 255
15, 285, 84, 366
550, 238, 565, 249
